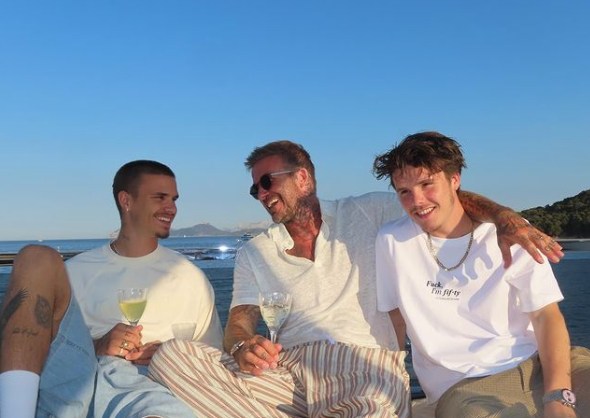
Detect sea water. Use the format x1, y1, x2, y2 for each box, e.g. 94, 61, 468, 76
0, 237, 589, 348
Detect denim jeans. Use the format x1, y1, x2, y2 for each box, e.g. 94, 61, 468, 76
37, 295, 96, 418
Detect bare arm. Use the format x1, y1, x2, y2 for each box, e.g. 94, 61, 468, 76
458, 190, 564, 267
224, 305, 281, 376
529, 303, 575, 418
223, 304, 260, 352
388, 309, 407, 352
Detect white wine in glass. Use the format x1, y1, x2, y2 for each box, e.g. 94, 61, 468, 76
259, 291, 292, 344
117, 288, 148, 326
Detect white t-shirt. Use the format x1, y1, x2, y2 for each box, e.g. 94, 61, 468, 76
376, 217, 563, 402
232, 192, 405, 350
67, 243, 223, 349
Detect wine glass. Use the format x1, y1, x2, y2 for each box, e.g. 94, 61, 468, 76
117, 288, 148, 326
259, 291, 292, 344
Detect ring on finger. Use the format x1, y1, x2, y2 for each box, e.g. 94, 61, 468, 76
118, 347, 124, 356
120, 339, 129, 349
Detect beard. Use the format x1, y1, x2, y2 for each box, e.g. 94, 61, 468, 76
278, 193, 319, 225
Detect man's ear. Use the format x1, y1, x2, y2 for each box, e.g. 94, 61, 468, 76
118, 190, 131, 212
296, 168, 313, 193
451, 172, 461, 191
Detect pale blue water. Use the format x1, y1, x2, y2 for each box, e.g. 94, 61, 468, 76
1, 238, 589, 399
0, 236, 241, 264
0, 236, 239, 325
1, 237, 589, 348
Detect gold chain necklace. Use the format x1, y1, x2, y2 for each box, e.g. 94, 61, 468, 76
426, 228, 474, 271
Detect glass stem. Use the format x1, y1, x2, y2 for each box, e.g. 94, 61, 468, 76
269, 330, 277, 344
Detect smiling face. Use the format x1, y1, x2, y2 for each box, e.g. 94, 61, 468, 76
392, 166, 464, 238
123, 173, 179, 239
250, 155, 305, 224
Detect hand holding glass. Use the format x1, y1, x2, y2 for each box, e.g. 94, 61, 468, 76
259, 291, 292, 344
117, 288, 148, 326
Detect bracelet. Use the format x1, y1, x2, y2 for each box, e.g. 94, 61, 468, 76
230, 340, 246, 357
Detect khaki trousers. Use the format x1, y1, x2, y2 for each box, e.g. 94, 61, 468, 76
436, 346, 590, 418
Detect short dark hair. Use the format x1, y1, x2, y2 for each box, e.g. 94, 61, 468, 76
373, 131, 466, 189
245, 140, 317, 191
112, 160, 175, 214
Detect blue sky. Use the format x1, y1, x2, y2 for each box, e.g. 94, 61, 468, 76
1, 1, 589, 240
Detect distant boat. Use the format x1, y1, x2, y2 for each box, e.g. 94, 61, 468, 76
236, 233, 254, 249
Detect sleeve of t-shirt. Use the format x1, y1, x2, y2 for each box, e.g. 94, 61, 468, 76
375, 225, 400, 313
506, 248, 564, 313
230, 248, 260, 309
352, 192, 404, 229
191, 267, 224, 349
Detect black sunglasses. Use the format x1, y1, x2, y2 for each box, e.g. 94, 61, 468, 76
249, 169, 296, 200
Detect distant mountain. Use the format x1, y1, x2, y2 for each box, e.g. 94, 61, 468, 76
172, 190, 590, 239
520, 189, 590, 238
172, 223, 228, 237
232, 220, 271, 231
171, 222, 268, 237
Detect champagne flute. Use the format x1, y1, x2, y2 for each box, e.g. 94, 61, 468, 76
117, 288, 148, 326
259, 291, 292, 344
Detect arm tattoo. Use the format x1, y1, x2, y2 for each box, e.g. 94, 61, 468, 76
0, 289, 29, 348
459, 190, 504, 222
240, 306, 262, 335
242, 305, 261, 322
224, 305, 261, 351
231, 305, 261, 333
35, 295, 52, 329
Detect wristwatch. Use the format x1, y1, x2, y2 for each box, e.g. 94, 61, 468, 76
543, 388, 576, 409
229, 340, 246, 357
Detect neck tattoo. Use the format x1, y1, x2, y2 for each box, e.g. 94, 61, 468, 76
426, 224, 474, 272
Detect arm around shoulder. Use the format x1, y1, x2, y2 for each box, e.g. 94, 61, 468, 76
458, 190, 564, 267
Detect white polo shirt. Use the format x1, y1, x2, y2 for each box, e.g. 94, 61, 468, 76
232, 192, 404, 350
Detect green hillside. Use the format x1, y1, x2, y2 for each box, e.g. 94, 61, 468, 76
520, 190, 590, 238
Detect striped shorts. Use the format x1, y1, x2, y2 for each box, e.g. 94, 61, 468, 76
149, 340, 411, 418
